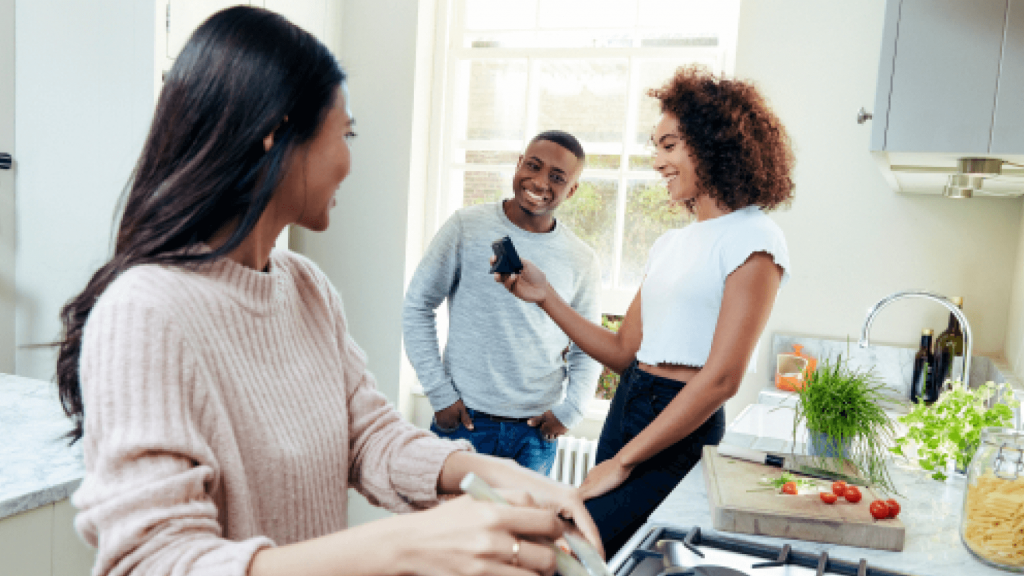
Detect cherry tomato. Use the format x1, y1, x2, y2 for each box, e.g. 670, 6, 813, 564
844, 486, 863, 503
886, 498, 901, 518
782, 481, 798, 495
831, 481, 847, 497
869, 500, 889, 519
820, 491, 838, 504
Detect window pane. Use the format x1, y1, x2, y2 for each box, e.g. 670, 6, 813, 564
459, 170, 513, 207
538, 59, 628, 144
538, 0, 637, 29
619, 179, 685, 287
556, 178, 618, 286
465, 30, 635, 49
460, 59, 527, 141
633, 59, 689, 146
629, 154, 653, 170
586, 154, 621, 170
464, 0, 538, 30
637, 0, 740, 34
464, 150, 522, 166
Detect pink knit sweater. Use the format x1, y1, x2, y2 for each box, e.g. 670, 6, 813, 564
72, 249, 469, 576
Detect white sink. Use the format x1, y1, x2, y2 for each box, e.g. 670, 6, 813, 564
728, 397, 909, 456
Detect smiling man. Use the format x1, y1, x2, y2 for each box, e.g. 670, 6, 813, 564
403, 130, 602, 474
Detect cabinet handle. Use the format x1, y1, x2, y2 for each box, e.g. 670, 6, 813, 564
857, 107, 873, 124
0, 153, 10, 170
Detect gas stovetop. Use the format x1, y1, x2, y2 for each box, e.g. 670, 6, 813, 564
610, 525, 917, 576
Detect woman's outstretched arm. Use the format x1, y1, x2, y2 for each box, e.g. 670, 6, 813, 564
495, 259, 642, 374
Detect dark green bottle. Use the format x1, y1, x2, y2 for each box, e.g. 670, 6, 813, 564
911, 329, 934, 404
932, 296, 965, 395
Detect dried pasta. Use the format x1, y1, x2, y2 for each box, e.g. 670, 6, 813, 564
962, 472, 1024, 567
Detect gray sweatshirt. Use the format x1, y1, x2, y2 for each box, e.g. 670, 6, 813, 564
402, 201, 602, 428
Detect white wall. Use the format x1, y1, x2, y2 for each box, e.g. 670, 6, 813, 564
1005, 211, 1024, 375
725, 0, 1023, 418
1, 0, 15, 374
14, 0, 156, 380
289, 0, 433, 527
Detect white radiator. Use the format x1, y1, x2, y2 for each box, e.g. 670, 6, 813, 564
548, 436, 599, 487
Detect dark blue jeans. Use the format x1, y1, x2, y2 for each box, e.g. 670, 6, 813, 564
586, 361, 726, 558
430, 407, 558, 475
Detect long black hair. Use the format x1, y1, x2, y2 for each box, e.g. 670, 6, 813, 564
55, 6, 345, 442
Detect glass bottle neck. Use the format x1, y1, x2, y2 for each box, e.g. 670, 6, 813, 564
947, 312, 962, 334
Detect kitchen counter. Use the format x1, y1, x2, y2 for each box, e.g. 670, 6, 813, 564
610, 428, 1007, 576
0, 373, 84, 519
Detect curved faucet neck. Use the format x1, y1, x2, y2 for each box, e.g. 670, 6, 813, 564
859, 290, 972, 389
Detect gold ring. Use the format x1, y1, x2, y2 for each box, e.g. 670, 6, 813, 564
511, 538, 521, 566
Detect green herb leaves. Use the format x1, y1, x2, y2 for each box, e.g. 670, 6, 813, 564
792, 353, 901, 495
892, 381, 1018, 481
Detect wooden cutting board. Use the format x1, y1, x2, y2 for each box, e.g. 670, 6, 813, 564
702, 445, 906, 551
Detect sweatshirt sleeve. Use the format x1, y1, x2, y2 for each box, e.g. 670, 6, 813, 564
73, 296, 273, 576
402, 212, 464, 412
551, 250, 603, 429
331, 282, 472, 512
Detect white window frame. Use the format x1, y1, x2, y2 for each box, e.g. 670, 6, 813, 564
421, 0, 739, 315
413, 0, 739, 420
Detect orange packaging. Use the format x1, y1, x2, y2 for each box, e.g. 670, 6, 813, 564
775, 344, 817, 392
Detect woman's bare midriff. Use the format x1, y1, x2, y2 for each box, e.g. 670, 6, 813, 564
638, 361, 701, 383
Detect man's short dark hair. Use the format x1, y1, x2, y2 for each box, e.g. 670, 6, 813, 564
530, 130, 586, 163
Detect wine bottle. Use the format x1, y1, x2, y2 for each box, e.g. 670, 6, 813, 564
932, 296, 965, 395
911, 329, 934, 404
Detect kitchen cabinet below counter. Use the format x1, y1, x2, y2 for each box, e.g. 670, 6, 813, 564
0, 373, 94, 575
612, 437, 1003, 576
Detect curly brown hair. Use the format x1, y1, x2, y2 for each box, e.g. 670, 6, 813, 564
648, 64, 795, 212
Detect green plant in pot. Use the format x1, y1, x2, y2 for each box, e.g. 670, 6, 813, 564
891, 380, 1018, 481
791, 353, 900, 494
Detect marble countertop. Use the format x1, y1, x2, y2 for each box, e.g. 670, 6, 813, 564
0, 373, 84, 519
608, 426, 1008, 575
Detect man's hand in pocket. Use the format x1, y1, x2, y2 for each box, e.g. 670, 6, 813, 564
527, 410, 567, 441
435, 399, 474, 431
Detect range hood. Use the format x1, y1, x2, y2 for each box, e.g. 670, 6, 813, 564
872, 152, 1024, 199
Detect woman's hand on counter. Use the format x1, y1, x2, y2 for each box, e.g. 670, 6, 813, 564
578, 457, 635, 502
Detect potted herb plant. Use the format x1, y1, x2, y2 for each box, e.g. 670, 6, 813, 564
892, 380, 1018, 481
791, 353, 900, 494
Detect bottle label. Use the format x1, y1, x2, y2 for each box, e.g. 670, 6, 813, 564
951, 357, 964, 385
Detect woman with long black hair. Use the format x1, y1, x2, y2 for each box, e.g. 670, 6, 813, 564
56, 7, 598, 576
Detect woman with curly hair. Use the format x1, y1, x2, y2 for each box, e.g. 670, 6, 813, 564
495, 64, 795, 556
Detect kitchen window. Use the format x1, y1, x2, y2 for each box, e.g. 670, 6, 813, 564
422, 0, 741, 313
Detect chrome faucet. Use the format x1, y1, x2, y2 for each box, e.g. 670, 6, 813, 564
859, 290, 972, 390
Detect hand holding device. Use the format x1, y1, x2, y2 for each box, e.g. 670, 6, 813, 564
489, 235, 523, 275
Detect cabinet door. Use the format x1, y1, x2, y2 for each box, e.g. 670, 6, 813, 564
991, 0, 1024, 153
884, 0, 1006, 153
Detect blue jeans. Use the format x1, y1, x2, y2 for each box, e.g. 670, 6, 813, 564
586, 361, 726, 559
430, 407, 558, 475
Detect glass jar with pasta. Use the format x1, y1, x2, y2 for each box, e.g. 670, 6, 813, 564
960, 427, 1024, 572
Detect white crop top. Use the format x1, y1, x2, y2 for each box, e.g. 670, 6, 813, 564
636, 205, 790, 368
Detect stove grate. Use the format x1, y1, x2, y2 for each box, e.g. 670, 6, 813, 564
616, 526, 917, 576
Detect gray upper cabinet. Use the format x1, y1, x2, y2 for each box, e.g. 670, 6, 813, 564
872, 0, 1009, 154
992, 1, 1024, 153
